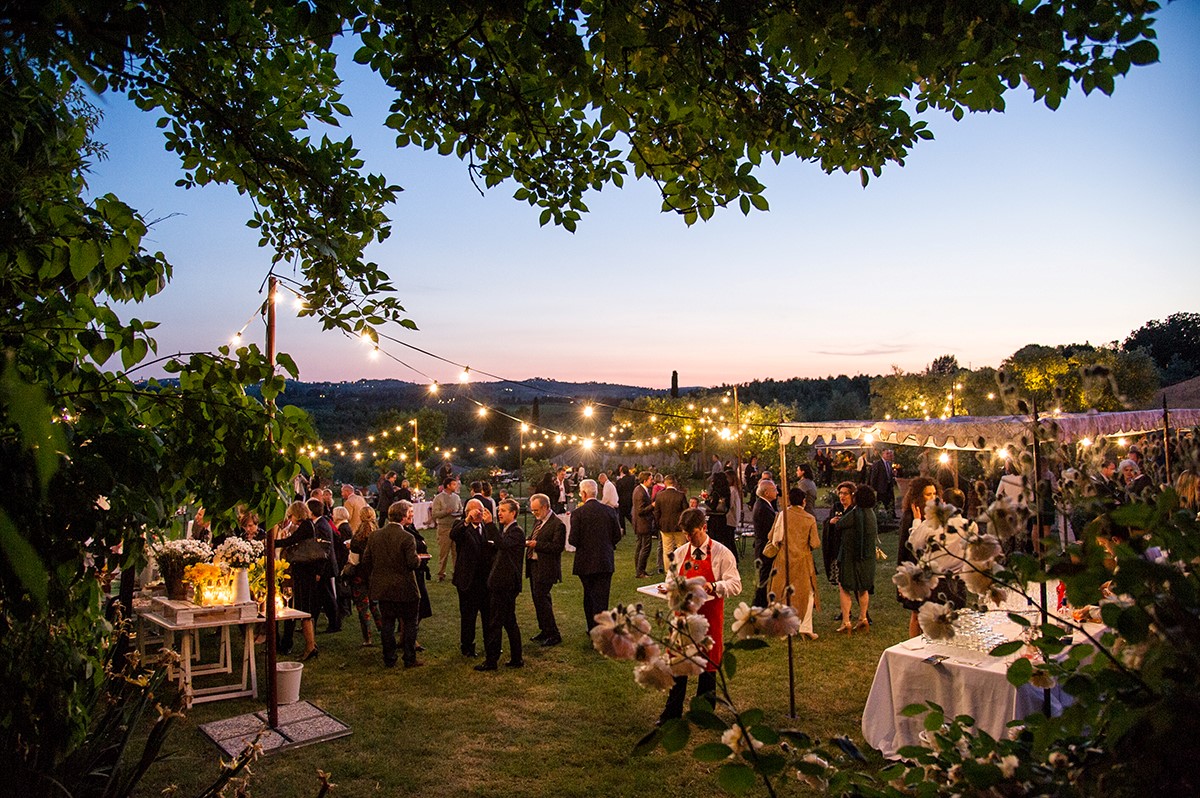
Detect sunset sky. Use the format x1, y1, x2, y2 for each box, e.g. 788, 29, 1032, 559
89, 3, 1200, 389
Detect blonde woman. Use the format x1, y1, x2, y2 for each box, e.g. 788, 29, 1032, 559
275, 500, 321, 661
1176, 470, 1199, 515
765, 488, 821, 640
347, 505, 383, 646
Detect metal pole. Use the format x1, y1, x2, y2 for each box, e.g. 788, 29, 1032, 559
733, 387, 743, 515
1162, 396, 1173, 486
1030, 399, 1051, 718
777, 419, 796, 719
264, 276, 279, 730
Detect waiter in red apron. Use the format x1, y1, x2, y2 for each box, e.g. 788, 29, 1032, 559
659, 507, 743, 724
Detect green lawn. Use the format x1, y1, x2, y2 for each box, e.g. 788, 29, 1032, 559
135, 524, 907, 797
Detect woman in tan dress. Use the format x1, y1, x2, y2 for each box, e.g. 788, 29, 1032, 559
765, 487, 821, 640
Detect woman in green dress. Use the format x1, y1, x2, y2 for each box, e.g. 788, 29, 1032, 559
835, 484, 877, 633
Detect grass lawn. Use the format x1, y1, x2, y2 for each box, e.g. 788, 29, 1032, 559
135, 520, 907, 797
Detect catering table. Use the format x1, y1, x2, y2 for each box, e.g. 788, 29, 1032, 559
138, 606, 309, 707
862, 635, 1067, 758
412, 500, 434, 529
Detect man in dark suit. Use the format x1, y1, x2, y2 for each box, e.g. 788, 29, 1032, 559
570, 479, 623, 632
450, 499, 496, 658
478, 499, 525, 671
751, 479, 778, 607
615, 465, 637, 533
869, 449, 898, 518
631, 471, 656, 577
651, 474, 688, 574
361, 500, 423, 668
375, 470, 397, 513
525, 492, 566, 646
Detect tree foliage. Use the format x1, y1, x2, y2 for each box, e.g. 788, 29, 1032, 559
1123, 311, 1200, 385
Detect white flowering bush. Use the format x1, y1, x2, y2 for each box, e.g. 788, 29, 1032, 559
213, 537, 264, 569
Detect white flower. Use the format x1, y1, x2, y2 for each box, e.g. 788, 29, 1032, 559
667, 646, 707, 677
757, 603, 801, 638
801, 753, 828, 770
985, 584, 1009, 606
978, 496, 1023, 541
633, 657, 676, 691
965, 532, 1002, 564
152, 538, 213, 567
721, 726, 763, 758
1048, 751, 1069, 769
893, 562, 939, 601
1029, 668, 1056, 689
214, 537, 262, 569
590, 604, 652, 660
918, 602, 957, 640
960, 561, 999, 596
947, 764, 963, 784
731, 602, 762, 639
998, 754, 1019, 778
666, 575, 709, 614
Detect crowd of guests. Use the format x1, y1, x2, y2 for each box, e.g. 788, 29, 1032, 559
183, 435, 1196, 686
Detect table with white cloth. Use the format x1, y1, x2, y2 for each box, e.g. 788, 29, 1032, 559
862, 635, 1067, 758
411, 500, 434, 529
137, 606, 309, 708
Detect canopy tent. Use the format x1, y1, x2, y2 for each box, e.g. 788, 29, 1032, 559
778, 408, 1200, 452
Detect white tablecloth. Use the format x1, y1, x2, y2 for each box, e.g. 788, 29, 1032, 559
412, 501, 434, 529
862, 637, 1067, 758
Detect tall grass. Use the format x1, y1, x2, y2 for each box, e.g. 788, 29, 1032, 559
135, 525, 905, 797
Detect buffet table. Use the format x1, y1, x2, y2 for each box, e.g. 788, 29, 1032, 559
412, 500, 434, 529
138, 605, 309, 707
862, 635, 1067, 757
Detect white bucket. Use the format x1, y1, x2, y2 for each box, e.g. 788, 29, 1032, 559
276, 661, 303, 704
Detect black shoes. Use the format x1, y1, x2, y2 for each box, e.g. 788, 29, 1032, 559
540, 636, 562, 647
474, 662, 498, 672
530, 632, 546, 643
505, 660, 524, 668
301, 647, 319, 662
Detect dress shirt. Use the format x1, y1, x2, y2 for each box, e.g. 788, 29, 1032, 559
671, 539, 742, 598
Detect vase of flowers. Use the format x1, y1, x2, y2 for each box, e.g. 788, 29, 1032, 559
151, 539, 213, 600
214, 538, 264, 604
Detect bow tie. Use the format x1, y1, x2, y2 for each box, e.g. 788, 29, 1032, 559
692, 548, 705, 561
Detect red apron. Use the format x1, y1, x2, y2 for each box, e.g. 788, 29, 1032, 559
678, 541, 724, 671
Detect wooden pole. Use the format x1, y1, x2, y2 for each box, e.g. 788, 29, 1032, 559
733, 386, 743, 509
265, 276, 279, 730
1030, 399, 1052, 718
1162, 396, 1173, 486
777, 419, 796, 719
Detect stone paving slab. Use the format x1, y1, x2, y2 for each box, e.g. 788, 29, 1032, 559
198, 701, 351, 757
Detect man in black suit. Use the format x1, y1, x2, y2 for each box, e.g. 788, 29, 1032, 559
869, 449, 898, 518
525, 492, 566, 646
651, 474, 688, 574
615, 465, 637, 533
375, 470, 397, 513
478, 499, 525, 671
361, 500, 423, 668
631, 471, 656, 577
751, 479, 778, 607
450, 499, 496, 658
570, 479, 623, 632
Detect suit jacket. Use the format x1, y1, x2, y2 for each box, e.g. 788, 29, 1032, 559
615, 473, 637, 512
487, 522, 525, 595
361, 521, 420, 603
450, 519, 497, 590
570, 499, 622, 576
752, 497, 777, 545
527, 512, 566, 584
653, 486, 688, 535
632, 483, 655, 535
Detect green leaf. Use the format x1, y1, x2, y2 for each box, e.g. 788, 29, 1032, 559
724, 650, 737, 678
687, 708, 728, 731
726, 638, 768, 651
659, 718, 690, 752
1007, 612, 1032, 627
693, 742, 733, 762
632, 726, 662, 756
1126, 40, 1159, 66
900, 703, 929, 717
1007, 656, 1033, 687
990, 640, 1024, 657
0, 509, 48, 607
923, 710, 945, 731
716, 763, 756, 795
1, 360, 65, 491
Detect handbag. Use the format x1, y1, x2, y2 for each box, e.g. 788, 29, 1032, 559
287, 536, 328, 565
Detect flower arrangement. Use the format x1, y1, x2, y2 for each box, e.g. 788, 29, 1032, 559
184, 561, 233, 606
213, 537, 264, 570
249, 556, 289, 605
151, 538, 213, 569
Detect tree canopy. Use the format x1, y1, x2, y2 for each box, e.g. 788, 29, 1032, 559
0, 0, 1165, 791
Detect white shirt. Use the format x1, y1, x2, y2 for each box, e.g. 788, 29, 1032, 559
671, 538, 742, 598
600, 479, 619, 508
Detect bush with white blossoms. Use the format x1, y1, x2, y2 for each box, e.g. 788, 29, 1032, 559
213, 537, 264, 569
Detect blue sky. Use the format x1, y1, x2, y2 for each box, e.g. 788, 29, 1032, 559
89, 3, 1200, 388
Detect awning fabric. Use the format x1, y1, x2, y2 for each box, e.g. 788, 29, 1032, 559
778, 408, 1200, 452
